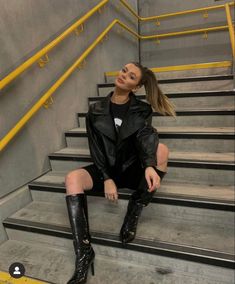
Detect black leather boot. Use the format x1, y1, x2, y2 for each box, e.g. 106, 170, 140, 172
66, 194, 95, 284
120, 168, 166, 244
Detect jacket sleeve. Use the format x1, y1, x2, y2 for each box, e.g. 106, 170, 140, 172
86, 111, 111, 181
135, 107, 159, 168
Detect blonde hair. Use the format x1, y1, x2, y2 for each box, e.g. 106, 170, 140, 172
132, 62, 176, 117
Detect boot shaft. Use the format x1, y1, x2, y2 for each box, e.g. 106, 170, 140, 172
66, 194, 90, 253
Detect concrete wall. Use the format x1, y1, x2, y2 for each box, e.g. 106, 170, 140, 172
138, 0, 234, 67
0, 0, 138, 198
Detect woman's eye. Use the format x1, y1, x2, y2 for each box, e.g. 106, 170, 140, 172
122, 68, 126, 73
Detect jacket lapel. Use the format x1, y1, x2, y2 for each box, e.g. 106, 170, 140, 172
91, 92, 148, 143
92, 92, 116, 141
118, 93, 147, 141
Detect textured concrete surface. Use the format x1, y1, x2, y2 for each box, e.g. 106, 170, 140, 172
31, 170, 235, 202
97, 90, 235, 109
99, 80, 234, 96
78, 111, 235, 128
0, 239, 234, 284
0, 0, 139, 198
48, 147, 234, 185
138, 0, 234, 67
0, 186, 32, 245
53, 147, 234, 163
65, 126, 235, 152
7, 199, 234, 254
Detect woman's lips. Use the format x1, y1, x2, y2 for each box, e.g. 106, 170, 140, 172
117, 78, 124, 84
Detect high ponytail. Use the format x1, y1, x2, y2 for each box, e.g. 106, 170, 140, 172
132, 62, 176, 117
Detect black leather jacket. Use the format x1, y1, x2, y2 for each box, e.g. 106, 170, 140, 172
86, 92, 159, 180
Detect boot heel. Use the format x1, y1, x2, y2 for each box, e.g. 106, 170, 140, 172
91, 262, 95, 276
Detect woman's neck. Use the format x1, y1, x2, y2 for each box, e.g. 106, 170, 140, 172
111, 87, 130, 104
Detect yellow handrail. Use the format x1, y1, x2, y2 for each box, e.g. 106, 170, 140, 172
225, 3, 235, 57
0, 19, 232, 151
0, 0, 233, 91
140, 26, 229, 40
105, 61, 232, 77
0, 0, 109, 91
120, 0, 235, 22
0, 20, 117, 151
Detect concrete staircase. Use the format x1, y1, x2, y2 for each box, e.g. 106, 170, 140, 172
0, 68, 234, 284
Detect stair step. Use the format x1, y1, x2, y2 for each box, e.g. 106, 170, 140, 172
66, 126, 235, 136
93, 90, 235, 109
77, 109, 235, 128
98, 80, 234, 96
48, 147, 234, 185
101, 74, 234, 85
95, 89, 235, 98
105, 67, 232, 82
50, 147, 234, 167
65, 126, 235, 152
0, 238, 234, 284
29, 171, 235, 211
3, 199, 234, 269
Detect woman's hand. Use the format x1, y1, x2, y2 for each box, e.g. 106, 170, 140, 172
104, 179, 118, 202
145, 167, 161, 192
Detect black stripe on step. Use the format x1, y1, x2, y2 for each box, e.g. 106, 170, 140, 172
168, 160, 234, 170
48, 153, 91, 162
155, 75, 234, 84
65, 131, 235, 140
78, 109, 235, 117
3, 218, 234, 269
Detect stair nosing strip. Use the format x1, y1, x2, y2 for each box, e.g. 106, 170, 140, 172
4, 218, 234, 268
65, 131, 235, 139
78, 110, 235, 116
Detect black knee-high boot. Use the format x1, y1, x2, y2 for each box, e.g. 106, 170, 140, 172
120, 168, 166, 244
66, 194, 95, 284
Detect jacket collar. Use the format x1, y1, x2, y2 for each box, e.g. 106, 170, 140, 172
92, 92, 148, 142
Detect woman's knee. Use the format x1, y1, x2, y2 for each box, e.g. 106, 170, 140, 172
65, 169, 92, 194
65, 170, 79, 185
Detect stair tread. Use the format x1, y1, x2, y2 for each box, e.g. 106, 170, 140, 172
31, 171, 235, 202
67, 126, 235, 134
5, 200, 234, 255
0, 239, 161, 284
52, 147, 235, 163
1, 239, 232, 284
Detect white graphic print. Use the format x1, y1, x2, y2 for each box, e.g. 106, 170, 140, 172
114, 118, 122, 130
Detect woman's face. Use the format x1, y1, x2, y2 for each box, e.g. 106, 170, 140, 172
114, 63, 142, 92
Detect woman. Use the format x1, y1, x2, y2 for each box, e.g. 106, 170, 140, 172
65, 62, 176, 283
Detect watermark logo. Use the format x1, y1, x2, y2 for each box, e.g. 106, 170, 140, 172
8, 262, 25, 279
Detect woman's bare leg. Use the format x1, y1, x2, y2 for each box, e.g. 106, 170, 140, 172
156, 143, 169, 172
65, 169, 93, 195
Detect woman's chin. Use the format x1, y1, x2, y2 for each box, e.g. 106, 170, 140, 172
114, 81, 128, 90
